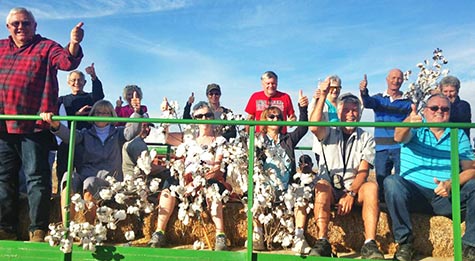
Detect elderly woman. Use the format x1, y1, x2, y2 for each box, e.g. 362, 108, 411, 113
115, 84, 148, 126
41, 97, 142, 224
149, 101, 229, 251
252, 91, 309, 253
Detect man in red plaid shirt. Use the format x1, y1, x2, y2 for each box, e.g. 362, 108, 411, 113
0, 7, 84, 242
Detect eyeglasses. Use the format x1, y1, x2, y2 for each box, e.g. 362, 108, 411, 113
428, 106, 450, 112
208, 92, 221, 96
267, 114, 282, 120
194, 112, 214, 119
329, 86, 342, 90
9, 21, 32, 28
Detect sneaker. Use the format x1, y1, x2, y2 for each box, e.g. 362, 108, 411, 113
253, 232, 266, 251
393, 243, 414, 261
309, 238, 333, 257
215, 234, 228, 251
148, 231, 166, 248
292, 235, 311, 255
29, 230, 46, 242
361, 240, 384, 259
463, 244, 475, 261
0, 229, 17, 240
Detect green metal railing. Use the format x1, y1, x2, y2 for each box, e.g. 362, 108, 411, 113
0, 114, 473, 261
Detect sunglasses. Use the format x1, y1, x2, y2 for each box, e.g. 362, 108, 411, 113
267, 114, 282, 120
9, 21, 32, 28
208, 92, 221, 96
193, 112, 214, 119
427, 106, 450, 112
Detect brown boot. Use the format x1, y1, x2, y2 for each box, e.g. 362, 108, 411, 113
29, 230, 46, 242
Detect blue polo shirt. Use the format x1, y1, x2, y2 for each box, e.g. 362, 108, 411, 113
400, 127, 474, 189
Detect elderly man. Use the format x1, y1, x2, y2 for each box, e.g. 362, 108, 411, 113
438, 75, 472, 140
245, 71, 296, 133
360, 69, 412, 200
308, 77, 384, 259
0, 7, 83, 242
385, 94, 475, 261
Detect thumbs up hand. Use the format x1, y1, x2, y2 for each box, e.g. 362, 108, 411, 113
116, 96, 123, 108
131, 91, 141, 113
187, 92, 195, 105
298, 89, 308, 107
359, 74, 368, 91
409, 104, 422, 123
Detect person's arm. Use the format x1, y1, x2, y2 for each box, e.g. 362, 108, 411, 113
394, 104, 420, 143
123, 92, 143, 141
68, 22, 84, 57
434, 160, 475, 197
183, 94, 193, 119
309, 78, 330, 141
85, 63, 105, 102
289, 90, 309, 144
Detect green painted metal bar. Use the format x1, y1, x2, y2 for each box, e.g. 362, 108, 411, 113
450, 128, 462, 261
247, 126, 255, 260
0, 114, 472, 260
63, 120, 77, 261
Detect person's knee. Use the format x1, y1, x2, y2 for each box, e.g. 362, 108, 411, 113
383, 174, 402, 194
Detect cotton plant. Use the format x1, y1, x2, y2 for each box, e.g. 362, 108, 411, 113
404, 48, 450, 112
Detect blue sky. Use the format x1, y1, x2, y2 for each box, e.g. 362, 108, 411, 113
2, 1, 474, 146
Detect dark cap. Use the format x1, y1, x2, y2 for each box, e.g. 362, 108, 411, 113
299, 154, 313, 166
206, 83, 221, 95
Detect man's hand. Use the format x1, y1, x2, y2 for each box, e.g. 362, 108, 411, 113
298, 89, 308, 107
359, 74, 368, 92
408, 104, 422, 123
187, 92, 195, 105
336, 193, 354, 215
85, 63, 96, 80
70, 22, 84, 44
76, 105, 92, 116
40, 112, 60, 129
434, 178, 451, 197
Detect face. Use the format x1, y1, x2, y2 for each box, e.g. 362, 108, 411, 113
261, 77, 278, 97
440, 85, 458, 103
265, 110, 282, 131
328, 79, 342, 101
140, 123, 152, 139
207, 90, 221, 103
94, 108, 112, 128
424, 96, 450, 123
6, 12, 36, 47
193, 108, 214, 120
68, 72, 86, 94
338, 102, 360, 132
386, 69, 404, 91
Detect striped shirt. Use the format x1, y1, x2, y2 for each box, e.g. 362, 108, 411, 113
0, 34, 83, 134
400, 127, 474, 189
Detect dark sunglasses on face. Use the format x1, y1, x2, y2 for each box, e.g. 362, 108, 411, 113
267, 114, 282, 120
208, 92, 221, 96
428, 105, 450, 112
194, 112, 214, 119
9, 21, 32, 28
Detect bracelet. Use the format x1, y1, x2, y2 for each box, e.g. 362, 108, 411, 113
344, 189, 356, 197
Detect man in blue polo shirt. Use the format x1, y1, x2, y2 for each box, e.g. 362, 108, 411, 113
384, 94, 475, 261
360, 69, 412, 200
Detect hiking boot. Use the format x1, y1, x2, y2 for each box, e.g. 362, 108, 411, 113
0, 229, 17, 240
215, 234, 228, 251
148, 231, 166, 248
292, 235, 311, 255
393, 242, 414, 261
463, 244, 475, 261
361, 240, 384, 259
252, 232, 266, 251
29, 230, 46, 242
309, 238, 333, 257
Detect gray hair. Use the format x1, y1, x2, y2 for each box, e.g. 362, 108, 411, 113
337, 92, 362, 114
261, 71, 278, 81
425, 93, 451, 109
439, 75, 460, 91
328, 75, 342, 86
192, 101, 212, 113
122, 85, 143, 99
67, 70, 85, 81
6, 7, 35, 24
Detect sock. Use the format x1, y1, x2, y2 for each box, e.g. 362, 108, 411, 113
364, 239, 374, 244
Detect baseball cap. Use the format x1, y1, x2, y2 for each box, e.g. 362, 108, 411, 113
206, 83, 221, 95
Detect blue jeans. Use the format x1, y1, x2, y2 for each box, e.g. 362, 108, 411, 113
0, 132, 52, 233
384, 175, 475, 246
375, 148, 400, 198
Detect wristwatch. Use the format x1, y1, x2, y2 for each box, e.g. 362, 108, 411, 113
344, 189, 356, 197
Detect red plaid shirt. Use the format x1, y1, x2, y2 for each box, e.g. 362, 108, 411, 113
0, 34, 83, 134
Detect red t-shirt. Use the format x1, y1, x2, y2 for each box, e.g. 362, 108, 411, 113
245, 90, 295, 133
